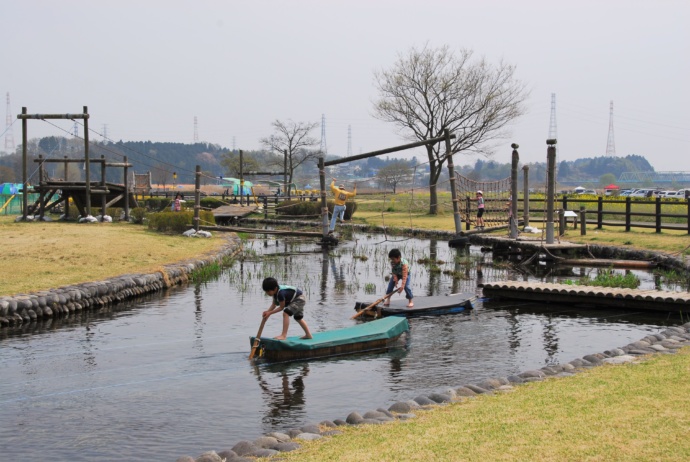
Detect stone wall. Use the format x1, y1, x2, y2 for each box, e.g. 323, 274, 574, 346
0, 234, 242, 328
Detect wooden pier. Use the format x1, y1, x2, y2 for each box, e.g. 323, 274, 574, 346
212, 204, 261, 225
482, 281, 690, 313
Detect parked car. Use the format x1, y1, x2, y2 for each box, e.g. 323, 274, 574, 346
582, 189, 598, 195
662, 191, 683, 199
630, 189, 654, 197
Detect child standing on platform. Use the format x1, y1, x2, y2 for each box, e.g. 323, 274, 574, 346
384, 249, 414, 308
328, 178, 356, 234
261, 277, 312, 340
476, 190, 485, 229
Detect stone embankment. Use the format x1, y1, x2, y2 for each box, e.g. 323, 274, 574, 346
174, 323, 690, 462
0, 234, 242, 328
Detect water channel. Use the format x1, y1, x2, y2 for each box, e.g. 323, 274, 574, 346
1, 232, 686, 461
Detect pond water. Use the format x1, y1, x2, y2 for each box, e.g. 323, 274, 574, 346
0, 232, 685, 461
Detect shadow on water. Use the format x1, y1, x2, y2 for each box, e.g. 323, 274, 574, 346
0, 231, 686, 461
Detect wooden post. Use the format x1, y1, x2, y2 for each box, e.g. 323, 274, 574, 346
37, 155, 45, 220
558, 208, 565, 236
597, 196, 603, 229
21, 107, 27, 220
283, 149, 288, 200
83, 106, 91, 217
625, 196, 631, 232
263, 195, 268, 219
123, 156, 130, 221
522, 165, 529, 229
580, 206, 586, 235
444, 129, 462, 235
239, 149, 244, 206
655, 196, 662, 233
510, 143, 519, 238
100, 154, 107, 220
194, 165, 201, 232
545, 139, 557, 244
687, 197, 690, 235
319, 157, 329, 236
64, 155, 70, 218
465, 197, 471, 230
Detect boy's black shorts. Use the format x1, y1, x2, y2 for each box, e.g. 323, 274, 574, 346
284, 294, 306, 321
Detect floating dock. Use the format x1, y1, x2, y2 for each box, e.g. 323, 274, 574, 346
250, 317, 409, 362
482, 281, 690, 313
354, 293, 475, 318
212, 204, 261, 224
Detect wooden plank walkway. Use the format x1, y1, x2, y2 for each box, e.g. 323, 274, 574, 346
482, 281, 690, 313
212, 204, 260, 220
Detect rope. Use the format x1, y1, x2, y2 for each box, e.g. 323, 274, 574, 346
454, 172, 512, 230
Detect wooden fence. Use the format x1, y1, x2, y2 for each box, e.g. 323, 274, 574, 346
517, 196, 690, 234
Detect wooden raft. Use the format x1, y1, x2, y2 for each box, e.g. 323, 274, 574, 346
482, 281, 690, 313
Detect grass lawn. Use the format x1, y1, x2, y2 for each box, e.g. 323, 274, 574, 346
282, 349, 690, 462
0, 216, 226, 296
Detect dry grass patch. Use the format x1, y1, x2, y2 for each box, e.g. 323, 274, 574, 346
562, 226, 690, 255
353, 211, 456, 231
0, 217, 226, 295
282, 349, 690, 461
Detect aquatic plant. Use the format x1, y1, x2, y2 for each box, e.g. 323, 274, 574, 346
566, 269, 641, 289
364, 283, 377, 294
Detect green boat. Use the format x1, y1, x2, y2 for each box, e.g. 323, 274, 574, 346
249, 317, 409, 362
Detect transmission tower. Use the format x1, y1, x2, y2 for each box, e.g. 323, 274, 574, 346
347, 125, 352, 156
193, 116, 199, 143
72, 121, 79, 137
606, 100, 616, 156
548, 93, 558, 140
4, 92, 15, 151
102, 124, 108, 141
320, 113, 327, 154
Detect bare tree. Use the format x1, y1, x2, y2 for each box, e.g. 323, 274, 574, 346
260, 120, 320, 185
374, 45, 529, 214
220, 151, 260, 177
376, 160, 413, 193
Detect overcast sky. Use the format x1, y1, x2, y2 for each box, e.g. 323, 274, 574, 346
2, 0, 688, 172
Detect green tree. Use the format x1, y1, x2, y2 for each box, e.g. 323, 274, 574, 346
599, 173, 617, 187
373, 44, 528, 214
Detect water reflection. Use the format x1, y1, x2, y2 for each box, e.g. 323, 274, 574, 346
254, 362, 310, 429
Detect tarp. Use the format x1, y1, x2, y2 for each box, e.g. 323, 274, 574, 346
250, 317, 409, 352
604, 184, 619, 190
0, 183, 22, 195
574, 186, 585, 191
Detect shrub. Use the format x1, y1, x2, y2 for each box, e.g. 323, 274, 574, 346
200, 197, 224, 209
276, 200, 321, 218
106, 207, 122, 221
130, 207, 147, 224
146, 210, 215, 233
327, 200, 358, 220
145, 197, 171, 212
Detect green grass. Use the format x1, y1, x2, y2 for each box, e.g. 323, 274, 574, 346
281, 349, 690, 462
561, 269, 641, 289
